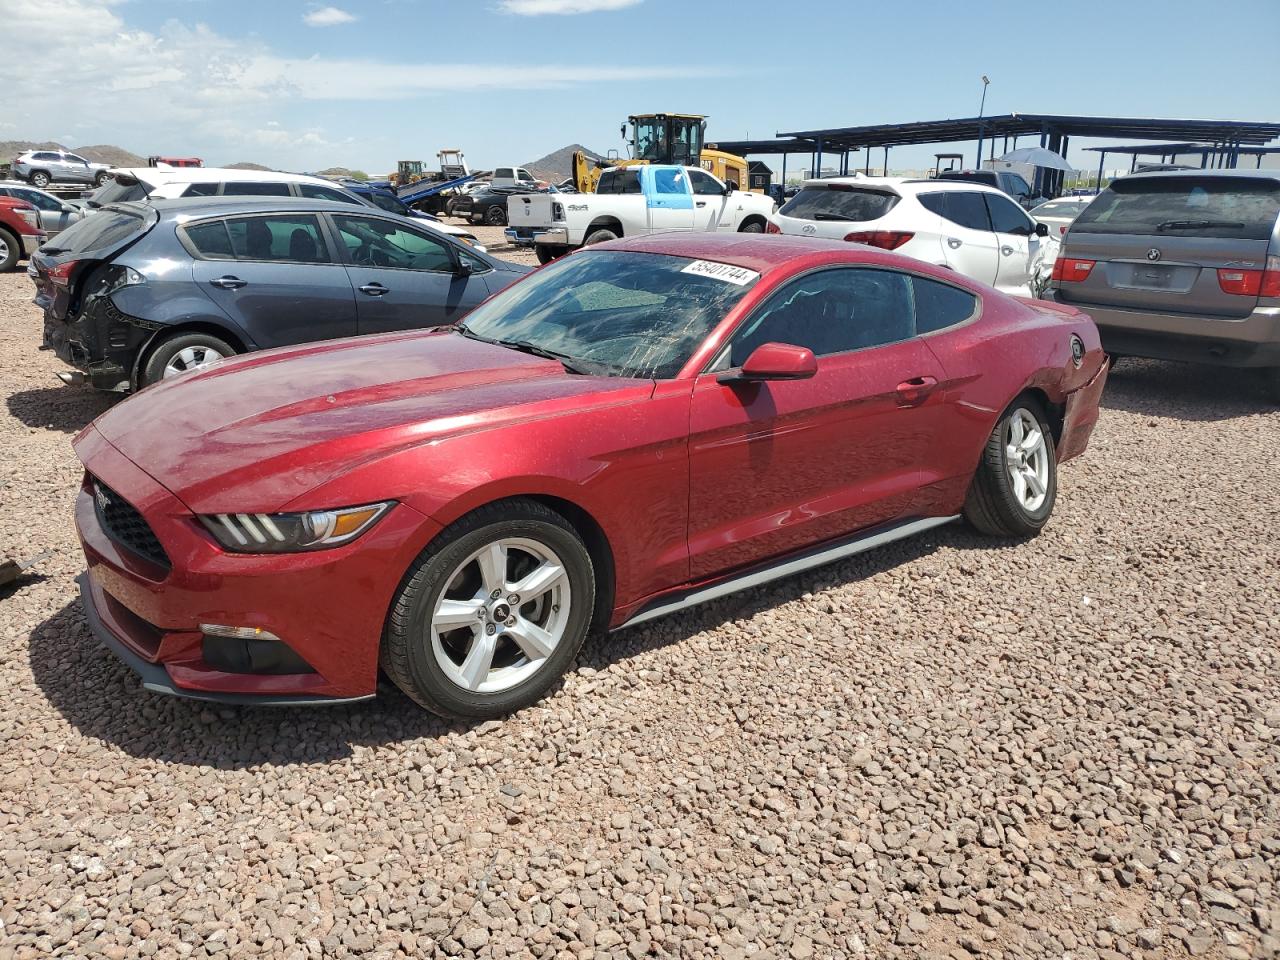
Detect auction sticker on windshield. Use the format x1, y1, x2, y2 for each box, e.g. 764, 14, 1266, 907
680, 260, 760, 285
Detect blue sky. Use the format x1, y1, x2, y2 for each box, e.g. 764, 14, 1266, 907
2, 0, 1277, 177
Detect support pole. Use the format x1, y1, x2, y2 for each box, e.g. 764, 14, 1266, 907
1096, 151, 1105, 192
815, 137, 823, 179
883, 146, 888, 177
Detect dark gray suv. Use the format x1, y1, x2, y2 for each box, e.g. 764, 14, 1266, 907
30, 197, 530, 391
1046, 170, 1280, 400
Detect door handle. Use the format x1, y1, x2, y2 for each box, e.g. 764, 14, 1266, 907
208, 276, 246, 290
896, 376, 938, 405
359, 282, 389, 296
1001, 245, 1015, 256
696, 201, 707, 208
946, 237, 962, 249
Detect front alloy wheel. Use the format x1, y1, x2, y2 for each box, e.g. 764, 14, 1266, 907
963, 399, 1058, 537
382, 500, 595, 718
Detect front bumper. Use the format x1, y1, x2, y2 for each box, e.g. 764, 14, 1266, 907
20, 233, 42, 256
73, 427, 442, 704
1045, 292, 1280, 367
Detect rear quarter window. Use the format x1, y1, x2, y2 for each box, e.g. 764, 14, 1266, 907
220, 182, 292, 197
911, 276, 978, 334
779, 186, 898, 222
1073, 177, 1280, 240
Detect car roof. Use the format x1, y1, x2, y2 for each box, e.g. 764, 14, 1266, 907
138, 196, 398, 219
605, 231, 972, 280
797, 175, 1004, 197
109, 166, 337, 186
1116, 168, 1280, 185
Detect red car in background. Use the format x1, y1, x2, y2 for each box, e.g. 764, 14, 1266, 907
0, 196, 44, 271
72, 233, 1108, 718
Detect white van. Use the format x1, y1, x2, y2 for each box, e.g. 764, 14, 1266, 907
489, 167, 538, 190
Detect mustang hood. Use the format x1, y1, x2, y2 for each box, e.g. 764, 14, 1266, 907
83, 330, 652, 512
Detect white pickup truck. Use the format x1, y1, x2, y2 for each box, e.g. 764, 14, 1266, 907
505, 164, 776, 264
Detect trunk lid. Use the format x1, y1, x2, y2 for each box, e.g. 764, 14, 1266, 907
1056, 174, 1280, 319
509, 193, 556, 229
30, 204, 157, 320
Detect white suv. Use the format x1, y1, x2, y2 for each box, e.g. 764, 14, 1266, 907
88, 167, 370, 206
770, 177, 1050, 296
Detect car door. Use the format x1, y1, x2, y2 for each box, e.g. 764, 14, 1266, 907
63, 153, 93, 183
688, 168, 730, 231
918, 191, 999, 285
687, 267, 950, 579
984, 192, 1040, 294
644, 167, 695, 233
329, 212, 490, 334
8, 186, 76, 236
183, 212, 358, 348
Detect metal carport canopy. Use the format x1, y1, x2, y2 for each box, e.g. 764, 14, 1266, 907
771, 114, 1280, 150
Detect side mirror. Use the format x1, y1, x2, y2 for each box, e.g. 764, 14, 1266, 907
454, 257, 474, 277
1035, 222, 1049, 237
724, 182, 736, 196
719, 342, 817, 384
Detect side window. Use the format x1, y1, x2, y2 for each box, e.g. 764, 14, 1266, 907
182, 183, 219, 197
220, 182, 291, 197
332, 214, 454, 272
728, 269, 915, 366
943, 192, 993, 231
18, 189, 62, 211
620, 170, 642, 194
910, 276, 978, 334
66, 154, 88, 164
688, 169, 724, 196
985, 194, 1034, 236
653, 168, 687, 195
223, 215, 330, 262
298, 183, 362, 204
1006, 174, 1033, 199
184, 220, 236, 259
517, 169, 534, 182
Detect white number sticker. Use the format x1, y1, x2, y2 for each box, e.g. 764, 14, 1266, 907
679, 259, 760, 286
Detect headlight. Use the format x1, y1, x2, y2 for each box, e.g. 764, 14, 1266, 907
200, 502, 392, 553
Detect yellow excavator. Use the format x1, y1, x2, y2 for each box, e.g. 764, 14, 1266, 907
572, 113, 752, 194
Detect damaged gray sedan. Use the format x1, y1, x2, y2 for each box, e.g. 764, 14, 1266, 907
30, 196, 529, 391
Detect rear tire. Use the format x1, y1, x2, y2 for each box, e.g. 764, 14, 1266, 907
0, 228, 19, 271
583, 227, 619, 246
963, 398, 1058, 538
738, 219, 765, 233
29, 171, 51, 189
485, 205, 507, 226
535, 245, 566, 265
1265, 368, 1280, 405
381, 500, 596, 719
139, 332, 236, 388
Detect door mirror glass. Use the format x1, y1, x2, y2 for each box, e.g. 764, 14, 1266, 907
1035, 221, 1049, 237
454, 256, 474, 277
724, 182, 736, 196
721, 342, 817, 383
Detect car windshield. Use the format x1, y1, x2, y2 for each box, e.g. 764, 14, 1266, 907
457, 251, 759, 379
1072, 177, 1280, 239
365, 192, 410, 215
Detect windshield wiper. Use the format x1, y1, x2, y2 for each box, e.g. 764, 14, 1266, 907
497, 339, 593, 375
811, 212, 854, 222
1156, 218, 1245, 232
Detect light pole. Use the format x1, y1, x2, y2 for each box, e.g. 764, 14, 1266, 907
974, 75, 990, 170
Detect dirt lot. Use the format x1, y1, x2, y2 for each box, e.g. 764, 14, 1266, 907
0, 240, 1277, 960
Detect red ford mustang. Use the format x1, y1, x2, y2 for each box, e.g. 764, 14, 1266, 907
72, 233, 1108, 718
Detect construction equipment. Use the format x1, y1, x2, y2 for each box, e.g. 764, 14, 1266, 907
391, 149, 472, 188
572, 113, 753, 194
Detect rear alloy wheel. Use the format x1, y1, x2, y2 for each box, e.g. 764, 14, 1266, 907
0, 230, 18, 272
382, 500, 595, 719
485, 205, 507, 226
964, 399, 1058, 537
739, 220, 765, 233
140, 332, 236, 387
29, 171, 51, 189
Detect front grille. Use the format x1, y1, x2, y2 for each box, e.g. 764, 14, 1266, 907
92, 479, 171, 571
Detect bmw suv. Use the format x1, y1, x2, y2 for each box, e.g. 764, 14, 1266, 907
1045, 170, 1280, 400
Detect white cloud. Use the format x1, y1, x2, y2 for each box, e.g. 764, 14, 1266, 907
0, 0, 721, 168
499, 0, 641, 14
302, 6, 356, 27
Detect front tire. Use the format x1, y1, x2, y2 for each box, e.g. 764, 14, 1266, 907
29, 171, 51, 188
382, 500, 596, 719
0, 229, 19, 271
963, 399, 1058, 537
535, 245, 566, 265
485, 205, 507, 226
139, 332, 236, 388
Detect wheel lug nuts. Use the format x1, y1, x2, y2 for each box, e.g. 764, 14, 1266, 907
490, 589, 502, 600
485, 623, 497, 636
476, 608, 486, 619
508, 594, 520, 605
506, 617, 516, 626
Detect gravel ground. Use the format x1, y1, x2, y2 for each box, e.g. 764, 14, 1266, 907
0, 250, 1277, 960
